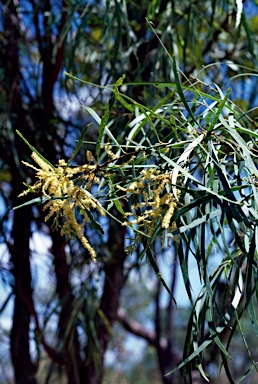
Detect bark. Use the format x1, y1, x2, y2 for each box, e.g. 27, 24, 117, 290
2, 2, 37, 383
10, 201, 36, 384
84, 217, 127, 384
40, 0, 68, 116
51, 231, 83, 384
2, 2, 73, 382
35, 2, 84, 380
116, 308, 181, 362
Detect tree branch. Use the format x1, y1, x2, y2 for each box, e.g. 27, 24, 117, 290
116, 307, 181, 364
117, 308, 168, 349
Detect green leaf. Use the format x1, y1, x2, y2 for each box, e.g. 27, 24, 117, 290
166, 271, 243, 377
82, 105, 121, 150
64, 71, 113, 91
208, 88, 231, 132
234, 124, 258, 139
67, 124, 91, 165
82, 205, 104, 235
13, 196, 50, 210
108, 178, 125, 215
113, 198, 125, 215
96, 95, 116, 157
16, 130, 55, 170
175, 209, 222, 234
144, 241, 177, 306
172, 57, 200, 128
115, 74, 126, 88
115, 92, 135, 113
160, 151, 241, 205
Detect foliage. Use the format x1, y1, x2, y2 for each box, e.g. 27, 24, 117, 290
1, 0, 258, 384
17, 60, 258, 381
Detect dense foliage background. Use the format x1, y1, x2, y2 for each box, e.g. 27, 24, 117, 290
0, 1, 258, 383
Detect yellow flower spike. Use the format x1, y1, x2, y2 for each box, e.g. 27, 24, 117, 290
118, 167, 179, 248
162, 200, 177, 229
31, 152, 53, 172
86, 150, 93, 163
19, 151, 105, 261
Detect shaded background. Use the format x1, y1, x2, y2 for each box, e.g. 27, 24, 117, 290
0, 1, 258, 383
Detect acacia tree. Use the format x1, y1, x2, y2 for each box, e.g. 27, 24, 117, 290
0, 1, 258, 384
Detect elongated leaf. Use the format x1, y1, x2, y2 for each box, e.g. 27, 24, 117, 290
68, 124, 91, 165
82, 205, 104, 235
210, 142, 251, 227
160, 151, 240, 204
178, 237, 193, 304
145, 16, 197, 117
107, 178, 125, 215
208, 88, 231, 132
171, 134, 205, 199
16, 131, 55, 170
13, 196, 50, 210
137, 104, 160, 141
97, 308, 113, 336
144, 240, 176, 305
115, 92, 135, 113
82, 105, 121, 150
220, 115, 258, 178
174, 209, 221, 234
96, 95, 116, 157
234, 124, 258, 138
172, 57, 200, 128
166, 271, 243, 376
64, 71, 113, 91
220, 351, 235, 384
81, 105, 101, 124
126, 108, 163, 146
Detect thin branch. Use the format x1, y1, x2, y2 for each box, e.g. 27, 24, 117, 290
116, 308, 168, 350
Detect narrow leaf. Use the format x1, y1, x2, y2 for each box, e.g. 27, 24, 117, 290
208, 88, 231, 132
96, 95, 116, 157
172, 57, 200, 128
68, 124, 91, 165
83, 206, 104, 235
13, 196, 50, 210
144, 242, 176, 305
16, 131, 55, 170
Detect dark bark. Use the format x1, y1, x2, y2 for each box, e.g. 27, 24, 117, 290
10, 202, 36, 384
84, 217, 127, 384
41, 0, 68, 116
2, 2, 37, 383
51, 231, 83, 384
35, 2, 84, 380
2, 1, 73, 382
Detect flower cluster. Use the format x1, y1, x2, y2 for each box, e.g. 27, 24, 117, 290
117, 168, 178, 242
19, 152, 105, 261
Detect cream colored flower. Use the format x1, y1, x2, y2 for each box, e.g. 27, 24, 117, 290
19, 152, 105, 261
119, 168, 179, 245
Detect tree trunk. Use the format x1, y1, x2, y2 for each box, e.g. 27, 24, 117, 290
2, 2, 37, 382
10, 199, 37, 384
84, 216, 127, 383
51, 231, 83, 384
